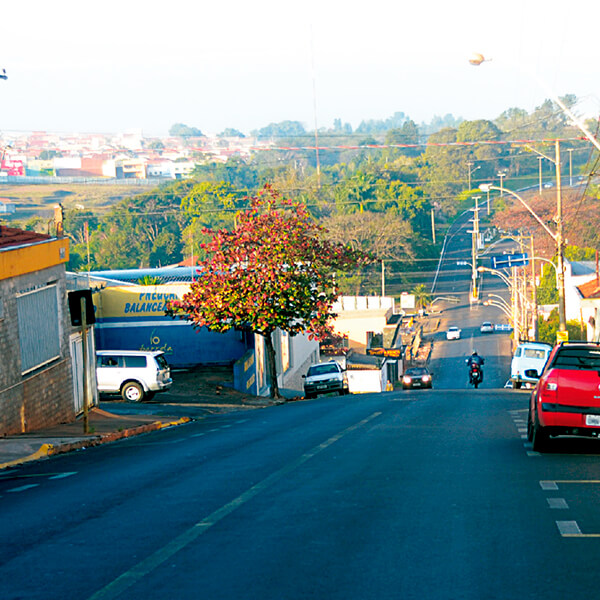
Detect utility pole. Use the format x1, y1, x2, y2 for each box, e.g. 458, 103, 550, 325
555, 139, 567, 334
471, 197, 480, 301
567, 148, 574, 187
530, 235, 538, 340
538, 156, 543, 193
381, 260, 385, 297
431, 208, 436, 245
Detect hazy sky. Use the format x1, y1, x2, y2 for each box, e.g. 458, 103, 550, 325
1, 0, 598, 137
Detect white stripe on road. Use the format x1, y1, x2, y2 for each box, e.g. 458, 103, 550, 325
49, 472, 77, 480
540, 481, 559, 490
87, 411, 382, 600
7, 484, 39, 493
547, 498, 569, 509
557, 521, 582, 536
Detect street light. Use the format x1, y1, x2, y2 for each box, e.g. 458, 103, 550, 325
467, 162, 481, 190
479, 183, 566, 334
469, 53, 600, 155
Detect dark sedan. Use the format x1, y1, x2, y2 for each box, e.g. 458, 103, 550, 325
402, 367, 433, 390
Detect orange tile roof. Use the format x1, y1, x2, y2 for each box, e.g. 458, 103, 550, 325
0, 225, 52, 250
578, 277, 600, 299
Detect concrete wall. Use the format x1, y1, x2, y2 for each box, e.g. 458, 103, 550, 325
0, 264, 75, 435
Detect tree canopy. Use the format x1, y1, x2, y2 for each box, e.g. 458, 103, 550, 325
167, 185, 375, 398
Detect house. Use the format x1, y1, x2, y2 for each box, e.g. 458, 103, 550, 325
0, 225, 78, 435
331, 296, 396, 351
86, 268, 318, 397
564, 260, 599, 322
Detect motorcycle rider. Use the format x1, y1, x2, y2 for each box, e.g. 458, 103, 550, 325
466, 351, 485, 383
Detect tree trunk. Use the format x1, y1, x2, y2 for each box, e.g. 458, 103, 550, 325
263, 332, 282, 400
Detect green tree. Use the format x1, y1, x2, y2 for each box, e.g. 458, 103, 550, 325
411, 284, 432, 309
167, 185, 374, 399
169, 123, 204, 137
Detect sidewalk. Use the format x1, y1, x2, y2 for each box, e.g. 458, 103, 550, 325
0, 408, 191, 470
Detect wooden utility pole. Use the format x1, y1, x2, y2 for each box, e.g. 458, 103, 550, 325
555, 139, 567, 334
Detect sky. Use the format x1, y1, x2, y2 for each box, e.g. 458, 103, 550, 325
1, 0, 599, 137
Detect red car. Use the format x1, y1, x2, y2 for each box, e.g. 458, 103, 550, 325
528, 342, 600, 452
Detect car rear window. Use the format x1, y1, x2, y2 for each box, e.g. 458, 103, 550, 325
524, 349, 548, 359
155, 354, 169, 369
124, 355, 147, 368
552, 347, 600, 370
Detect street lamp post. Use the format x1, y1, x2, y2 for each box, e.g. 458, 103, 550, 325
480, 182, 566, 334
467, 162, 481, 190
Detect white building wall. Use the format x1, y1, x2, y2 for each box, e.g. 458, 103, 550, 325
347, 369, 386, 393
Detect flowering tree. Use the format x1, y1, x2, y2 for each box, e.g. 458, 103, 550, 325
167, 185, 375, 399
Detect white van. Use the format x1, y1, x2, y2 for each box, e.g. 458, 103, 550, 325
96, 350, 172, 401
510, 342, 553, 389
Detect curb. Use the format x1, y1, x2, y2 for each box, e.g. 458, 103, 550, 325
0, 417, 192, 469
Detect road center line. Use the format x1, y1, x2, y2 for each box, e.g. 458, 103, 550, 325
87, 411, 382, 600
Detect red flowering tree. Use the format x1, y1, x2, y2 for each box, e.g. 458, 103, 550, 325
167, 185, 375, 399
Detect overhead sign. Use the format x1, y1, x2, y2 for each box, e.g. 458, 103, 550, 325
490, 253, 529, 269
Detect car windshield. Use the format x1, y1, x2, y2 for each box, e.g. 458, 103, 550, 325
449, 327, 458, 331
308, 364, 339, 376
406, 368, 427, 376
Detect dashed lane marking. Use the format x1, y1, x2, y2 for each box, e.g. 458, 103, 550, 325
7, 484, 40, 493
86, 411, 382, 600
547, 498, 569, 509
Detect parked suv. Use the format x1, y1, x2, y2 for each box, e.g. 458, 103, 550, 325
303, 361, 349, 399
96, 350, 172, 402
528, 342, 600, 451
510, 342, 552, 389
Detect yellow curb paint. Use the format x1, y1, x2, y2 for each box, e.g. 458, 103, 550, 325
0, 443, 54, 469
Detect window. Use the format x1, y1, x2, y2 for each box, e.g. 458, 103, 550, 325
17, 285, 61, 374
124, 355, 147, 368
98, 355, 122, 367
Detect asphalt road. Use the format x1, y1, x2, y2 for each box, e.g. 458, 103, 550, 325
3, 220, 600, 599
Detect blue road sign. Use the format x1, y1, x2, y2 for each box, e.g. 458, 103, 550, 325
490, 253, 529, 269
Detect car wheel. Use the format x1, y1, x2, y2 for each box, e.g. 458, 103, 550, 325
532, 421, 549, 452
527, 408, 534, 442
122, 381, 144, 402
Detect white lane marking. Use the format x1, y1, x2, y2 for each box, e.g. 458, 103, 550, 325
7, 484, 40, 493
557, 521, 582, 536
190, 433, 205, 438
521, 434, 528, 439
527, 451, 540, 457
87, 411, 382, 600
49, 472, 77, 480
540, 481, 559, 490
236, 420, 248, 424
547, 498, 569, 509
518, 428, 527, 433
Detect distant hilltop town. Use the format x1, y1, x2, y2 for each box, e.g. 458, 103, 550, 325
0, 129, 270, 181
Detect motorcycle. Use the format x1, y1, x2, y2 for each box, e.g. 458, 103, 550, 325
469, 363, 483, 388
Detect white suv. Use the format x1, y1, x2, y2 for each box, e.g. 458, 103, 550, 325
96, 350, 173, 402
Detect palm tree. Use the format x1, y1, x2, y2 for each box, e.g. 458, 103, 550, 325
411, 283, 431, 310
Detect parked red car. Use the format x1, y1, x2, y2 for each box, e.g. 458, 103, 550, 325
528, 342, 600, 452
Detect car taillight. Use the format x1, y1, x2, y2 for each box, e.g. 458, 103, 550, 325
547, 382, 558, 391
